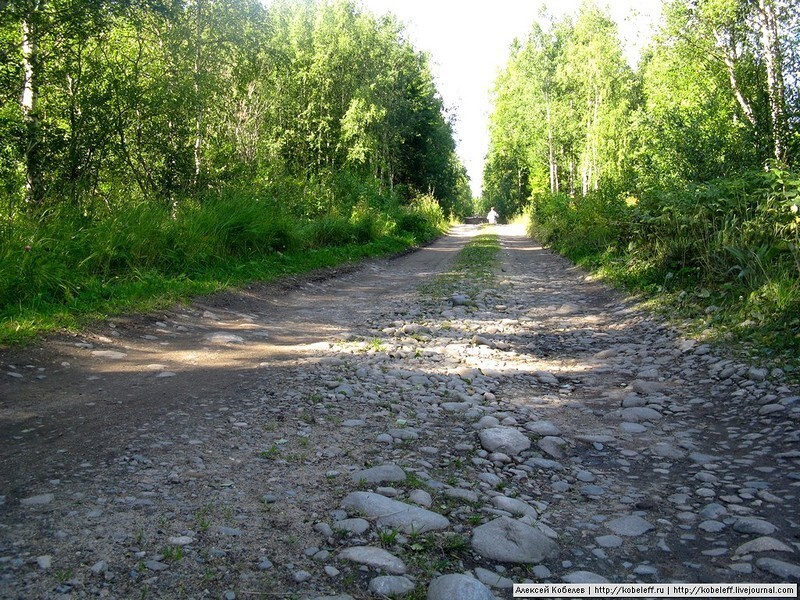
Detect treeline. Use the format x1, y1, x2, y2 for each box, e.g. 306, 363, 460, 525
1, 0, 471, 214
485, 0, 798, 212
0, 0, 472, 337
486, 0, 799, 364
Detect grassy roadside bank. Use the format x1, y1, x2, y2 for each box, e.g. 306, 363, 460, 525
0, 194, 448, 346
525, 172, 800, 383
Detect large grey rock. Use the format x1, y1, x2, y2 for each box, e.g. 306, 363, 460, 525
621, 407, 662, 422
479, 427, 531, 456
491, 496, 538, 518
474, 567, 513, 589
91, 349, 128, 359
732, 517, 777, 536
538, 436, 567, 459
427, 574, 495, 600
651, 442, 686, 459
735, 536, 794, 555
351, 464, 406, 484
341, 492, 449, 533
333, 518, 369, 535
563, 571, 610, 583
756, 558, 800, 580
631, 380, 668, 395
20, 493, 54, 506
524, 420, 561, 436
606, 515, 655, 537
203, 333, 244, 344
339, 546, 406, 574
471, 516, 558, 563
369, 575, 416, 596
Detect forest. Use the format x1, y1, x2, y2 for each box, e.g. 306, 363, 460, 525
0, 0, 472, 341
485, 0, 800, 368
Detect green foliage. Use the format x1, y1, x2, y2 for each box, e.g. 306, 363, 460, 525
483, 5, 635, 217
0, 0, 466, 342
528, 166, 800, 373
487, 0, 799, 373
0, 185, 441, 344
396, 194, 448, 242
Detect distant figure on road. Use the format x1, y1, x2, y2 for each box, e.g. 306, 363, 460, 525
487, 207, 499, 225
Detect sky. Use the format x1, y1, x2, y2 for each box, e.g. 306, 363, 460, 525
358, 0, 664, 197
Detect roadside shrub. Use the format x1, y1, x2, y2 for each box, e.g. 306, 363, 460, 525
396, 194, 447, 242
528, 188, 627, 262
304, 214, 354, 248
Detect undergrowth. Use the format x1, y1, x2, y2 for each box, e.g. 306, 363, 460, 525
527, 165, 800, 380
0, 190, 447, 345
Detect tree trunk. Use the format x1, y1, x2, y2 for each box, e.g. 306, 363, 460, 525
714, 28, 758, 128
546, 93, 557, 194
754, 0, 788, 163
21, 3, 44, 207
193, 0, 204, 185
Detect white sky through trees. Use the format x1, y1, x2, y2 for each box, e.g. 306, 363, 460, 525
358, 0, 664, 197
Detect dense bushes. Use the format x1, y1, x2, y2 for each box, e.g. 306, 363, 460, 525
528, 166, 800, 364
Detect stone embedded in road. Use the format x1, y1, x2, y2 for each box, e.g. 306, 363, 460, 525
350, 464, 406, 484
563, 571, 610, 583
479, 427, 531, 456
427, 574, 495, 600
699, 503, 727, 520
409, 489, 432, 507
339, 546, 406, 574
651, 442, 687, 459
168, 536, 194, 546
525, 457, 564, 471
341, 492, 449, 533
620, 422, 647, 433
689, 452, 721, 464
491, 496, 538, 519
444, 487, 479, 503
538, 436, 567, 459
471, 516, 558, 563
606, 515, 655, 537
735, 536, 794, 555
595, 535, 623, 548
698, 520, 726, 533
631, 380, 668, 395
525, 420, 561, 436
756, 558, 800, 580
91, 350, 128, 359
732, 517, 777, 536
534, 370, 559, 385
20, 494, 54, 506
333, 518, 369, 535
451, 294, 471, 306
621, 407, 662, 422
474, 567, 514, 589
204, 333, 245, 344
368, 575, 416, 597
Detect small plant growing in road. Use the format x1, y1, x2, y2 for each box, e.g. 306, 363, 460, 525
378, 527, 399, 547
161, 545, 184, 562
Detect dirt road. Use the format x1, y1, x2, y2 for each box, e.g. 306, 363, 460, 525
1, 224, 798, 599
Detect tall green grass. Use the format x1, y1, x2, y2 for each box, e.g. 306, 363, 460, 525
527, 165, 800, 376
0, 189, 447, 345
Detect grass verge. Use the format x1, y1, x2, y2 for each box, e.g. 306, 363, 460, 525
525, 171, 800, 383
0, 192, 448, 346
419, 230, 501, 301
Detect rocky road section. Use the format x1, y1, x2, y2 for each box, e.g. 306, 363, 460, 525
1, 224, 799, 599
